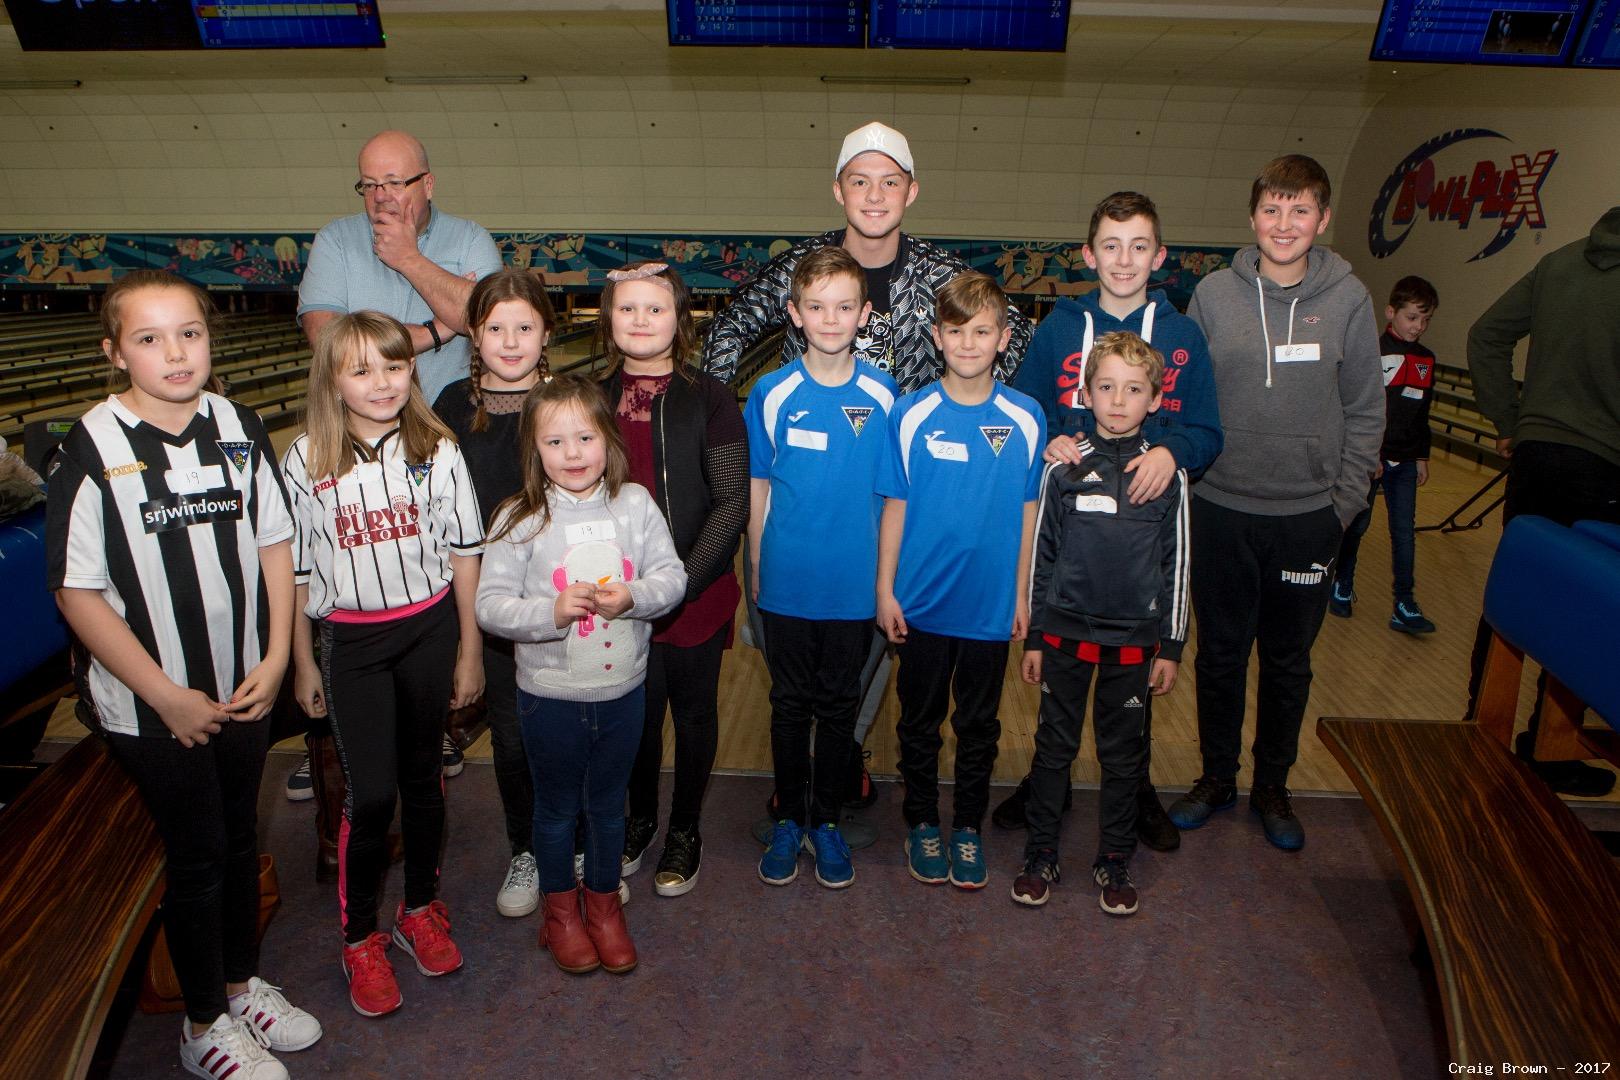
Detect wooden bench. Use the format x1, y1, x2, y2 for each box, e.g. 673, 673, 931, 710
0, 735, 164, 1080
1318, 515, 1620, 1062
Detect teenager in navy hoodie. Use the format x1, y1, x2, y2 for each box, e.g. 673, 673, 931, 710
999, 192, 1222, 850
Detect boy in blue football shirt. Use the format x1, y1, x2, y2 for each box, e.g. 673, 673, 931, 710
746, 246, 898, 889
876, 271, 1045, 890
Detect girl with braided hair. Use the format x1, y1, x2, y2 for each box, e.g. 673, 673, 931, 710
433, 267, 557, 919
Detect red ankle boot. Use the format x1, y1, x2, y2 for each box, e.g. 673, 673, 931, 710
540, 887, 599, 974
582, 887, 637, 973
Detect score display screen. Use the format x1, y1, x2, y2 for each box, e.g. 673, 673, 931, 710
1370, 0, 1588, 65
1573, 0, 1620, 65
869, 0, 1070, 50
667, 1, 865, 46
193, 4, 384, 49
3, 0, 384, 51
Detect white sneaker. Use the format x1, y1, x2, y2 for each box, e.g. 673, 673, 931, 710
574, 851, 630, 906
180, 1013, 287, 1080
496, 852, 539, 917
229, 977, 322, 1052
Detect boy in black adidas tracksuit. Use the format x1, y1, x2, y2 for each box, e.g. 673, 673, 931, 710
1014, 331, 1189, 916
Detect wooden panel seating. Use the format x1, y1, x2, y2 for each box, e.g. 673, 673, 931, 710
1318, 515, 1620, 1064
0, 736, 164, 1080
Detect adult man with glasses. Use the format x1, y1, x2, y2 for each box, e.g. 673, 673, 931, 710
298, 129, 502, 406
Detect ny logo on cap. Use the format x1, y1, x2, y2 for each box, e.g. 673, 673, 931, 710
866, 127, 887, 150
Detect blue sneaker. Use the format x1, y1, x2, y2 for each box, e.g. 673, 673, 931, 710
758, 820, 804, 886
1328, 581, 1354, 618
807, 823, 854, 889
1390, 599, 1436, 635
948, 827, 988, 890
1249, 784, 1305, 851
1166, 776, 1238, 830
904, 824, 949, 884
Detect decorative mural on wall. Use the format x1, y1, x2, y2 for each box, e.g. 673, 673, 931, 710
1367, 128, 1558, 263
0, 229, 1238, 311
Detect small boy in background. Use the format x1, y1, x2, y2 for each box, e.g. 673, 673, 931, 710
1014, 331, 1189, 917
1329, 275, 1439, 634
876, 271, 1045, 891
745, 246, 897, 889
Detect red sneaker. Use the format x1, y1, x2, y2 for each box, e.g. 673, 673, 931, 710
341, 933, 401, 1017
391, 900, 463, 976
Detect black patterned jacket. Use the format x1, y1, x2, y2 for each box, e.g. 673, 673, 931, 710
700, 228, 1033, 395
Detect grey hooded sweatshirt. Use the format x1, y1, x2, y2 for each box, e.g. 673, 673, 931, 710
1186, 245, 1384, 526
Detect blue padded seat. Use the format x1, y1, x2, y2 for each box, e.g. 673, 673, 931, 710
1484, 515, 1620, 732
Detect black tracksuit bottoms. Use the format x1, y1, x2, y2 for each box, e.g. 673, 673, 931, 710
1025, 648, 1152, 859
1191, 497, 1342, 787
895, 627, 1008, 831
760, 609, 869, 827
107, 718, 270, 1025
320, 594, 458, 944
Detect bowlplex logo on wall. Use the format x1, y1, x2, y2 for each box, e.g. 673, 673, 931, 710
1368, 128, 1557, 262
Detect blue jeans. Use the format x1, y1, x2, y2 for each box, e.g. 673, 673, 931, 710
1335, 460, 1419, 601
518, 686, 646, 894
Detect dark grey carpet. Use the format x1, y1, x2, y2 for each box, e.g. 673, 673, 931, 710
94, 755, 1524, 1079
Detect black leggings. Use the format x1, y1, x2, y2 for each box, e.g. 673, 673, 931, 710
321, 595, 457, 943
482, 635, 532, 856
627, 622, 729, 830
107, 719, 270, 1025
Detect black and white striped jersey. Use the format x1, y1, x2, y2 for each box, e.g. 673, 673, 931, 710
281, 431, 484, 619
46, 393, 295, 738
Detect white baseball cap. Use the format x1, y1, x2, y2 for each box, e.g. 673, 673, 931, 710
836, 121, 915, 178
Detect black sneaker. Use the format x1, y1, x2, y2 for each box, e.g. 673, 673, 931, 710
1135, 783, 1181, 852
845, 745, 878, 809
1515, 732, 1617, 797
1328, 581, 1354, 619
1249, 783, 1305, 851
1010, 848, 1060, 907
1092, 854, 1139, 916
990, 775, 1072, 831
284, 753, 313, 802
653, 825, 702, 897
441, 734, 464, 778
622, 815, 657, 877
1166, 776, 1238, 829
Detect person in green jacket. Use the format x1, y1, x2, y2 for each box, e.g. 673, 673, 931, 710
1466, 205, 1620, 795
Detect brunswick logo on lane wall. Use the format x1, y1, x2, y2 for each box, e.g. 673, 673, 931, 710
1368, 129, 1557, 262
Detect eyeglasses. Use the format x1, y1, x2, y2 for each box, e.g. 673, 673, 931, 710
353, 172, 428, 197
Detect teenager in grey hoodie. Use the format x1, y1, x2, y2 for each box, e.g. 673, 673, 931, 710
1167, 155, 1384, 851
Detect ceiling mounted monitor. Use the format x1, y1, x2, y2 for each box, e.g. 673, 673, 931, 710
3, 1, 385, 51
667, 1, 865, 47
1370, 0, 1588, 66
869, 0, 1070, 51
1573, 0, 1620, 65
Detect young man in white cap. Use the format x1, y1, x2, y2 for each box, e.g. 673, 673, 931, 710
703, 120, 1032, 394
703, 121, 1033, 833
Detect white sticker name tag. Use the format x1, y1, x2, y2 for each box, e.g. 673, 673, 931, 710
926, 439, 969, 462
165, 464, 225, 494
786, 427, 829, 451
564, 518, 617, 546
1275, 344, 1320, 364
1401, 386, 1425, 400
1071, 493, 1119, 514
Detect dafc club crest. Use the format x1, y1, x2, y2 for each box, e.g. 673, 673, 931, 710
405, 462, 433, 487
980, 426, 1013, 456
216, 441, 252, 474
843, 406, 874, 436
1368, 128, 1556, 262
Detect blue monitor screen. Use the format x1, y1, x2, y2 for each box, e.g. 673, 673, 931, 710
1573, 0, 1620, 64
870, 0, 1070, 51
1370, 0, 1588, 66
667, 1, 865, 46
3, 0, 385, 50
193, 3, 385, 50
